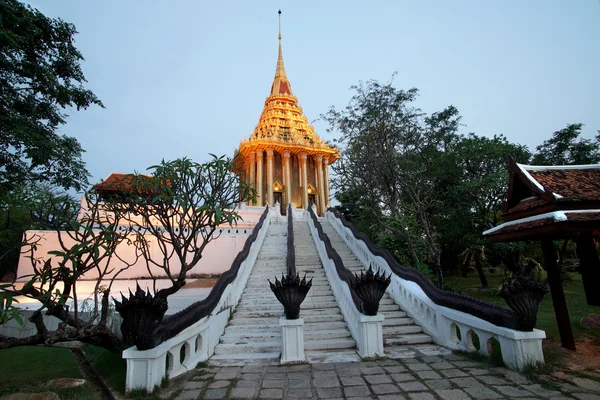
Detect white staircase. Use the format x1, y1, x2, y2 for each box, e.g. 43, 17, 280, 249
209, 220, 287, 366
321, 221, 433, 350
294, 221, 360, 363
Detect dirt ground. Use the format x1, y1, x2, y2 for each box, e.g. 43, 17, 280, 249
545, 336, 600, 381
185, 277, 220, 288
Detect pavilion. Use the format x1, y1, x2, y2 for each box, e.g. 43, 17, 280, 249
484, 158, 600, 350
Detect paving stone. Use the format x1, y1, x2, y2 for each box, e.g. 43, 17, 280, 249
384, 365, 408, 373
416, 370, 442, 380
287, 364, 311, 372
572, 394, 600, 400
464, 386, 504, 399
287, 387, 313, 398
421, 356, 443, 363
372, 383, 399, 394
237, 379, 259, 388
430, 361, 455, 370
262, 379, 285, 388
435, 389, 471, 400
445, 354, 468, 361
406, 363, 432, 371
196, 373, 216, 381
316, 387, 343, 398
426, 379, 453, 390
205, 388, 228, 399
452, 361, 482, 368
466, 368, 490, 376
183, 381, 205, 390
441, 369, 468, 378
398, 381, 428, 392
242, 365, 265, 373
314, 377, 340, 388
391, 373, 417, 382
502, 372, 530, 384
378, 395, 407, 400
380, 359, 400, 366
214, 371, 239, 380
313, 363, 335, 370
344, 385, 372, 397
288, 372, 311, 380
209, 380, 230, 389
340, 376, 366, 386
493, 385, 535, 397
241, 373, 262, 381
289, 378, 310, 388
259, 388, 284, 399
451, 377, 484, 388
230, 387, 257, 399
408, 393, 437, 400
521, 383, 562, 397
573, 378, 600, 392
174, 390, 201, 400
365, 374, 392, 384
361, 366, 386, 374
336, 368, 362, 377
266, 372, 286, 380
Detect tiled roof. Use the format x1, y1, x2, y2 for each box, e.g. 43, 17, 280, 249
484, 211, 600, 239
529, 169, 600, 201
506, 197, 548, 213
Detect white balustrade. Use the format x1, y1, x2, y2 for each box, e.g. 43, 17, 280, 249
307, 214, 384, 358
122, 210, 271, 392
325, 211, 545, 371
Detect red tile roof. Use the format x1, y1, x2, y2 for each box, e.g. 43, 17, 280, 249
529, 169, 600, 201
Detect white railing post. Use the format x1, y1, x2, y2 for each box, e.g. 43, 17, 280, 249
280, 317, 305, 364
358, 314, 384, 358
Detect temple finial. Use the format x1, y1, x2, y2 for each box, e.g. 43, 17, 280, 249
278, 9, 282, 41
274, 9, 287, 81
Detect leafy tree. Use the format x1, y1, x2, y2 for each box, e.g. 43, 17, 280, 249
0, 0, 103, 196
324, 78, 462, 287
532, 123, 600, 165
0, 156, 254, 351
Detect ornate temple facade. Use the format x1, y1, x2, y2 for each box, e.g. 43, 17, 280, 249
234, 25, 338, 216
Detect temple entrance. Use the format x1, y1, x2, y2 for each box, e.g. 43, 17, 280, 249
308, 194, 316, 210
273, 191, 284, 214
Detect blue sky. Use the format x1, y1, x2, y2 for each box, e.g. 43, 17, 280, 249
26, 1, 600, 187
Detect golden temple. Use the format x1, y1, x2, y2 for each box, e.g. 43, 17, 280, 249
235, 12, 339, 215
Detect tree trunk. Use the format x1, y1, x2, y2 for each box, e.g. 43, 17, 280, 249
461, 251, 472, 278
557, 239, 569, 273
474, 251, 488, 288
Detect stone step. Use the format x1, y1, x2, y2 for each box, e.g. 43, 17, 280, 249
383, 325, 423, 336
209, 352, 280, 366
384, 333, 432, 346
213, 341, 281, 354
234, 307, 344, 319
237, 300, 338, 312
305, 338, 356, 351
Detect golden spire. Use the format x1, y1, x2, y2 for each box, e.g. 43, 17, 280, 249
271, 9, 292, 95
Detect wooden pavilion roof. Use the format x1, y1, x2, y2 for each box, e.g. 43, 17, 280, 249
483, 159, 600, 242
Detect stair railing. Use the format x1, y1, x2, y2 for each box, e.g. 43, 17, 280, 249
122, 206, 271, 392
287, 203, 296, 276
307, 206, 385, 357
326, 207, 546, 371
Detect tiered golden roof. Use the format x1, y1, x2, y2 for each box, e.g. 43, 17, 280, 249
235, 27, 339, 164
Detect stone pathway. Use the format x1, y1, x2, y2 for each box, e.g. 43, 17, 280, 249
162, 353, 600, 400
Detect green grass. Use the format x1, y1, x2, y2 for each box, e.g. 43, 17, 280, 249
0, 346, 100, 399
445, 271, 600, 344
82, 343, 127, 394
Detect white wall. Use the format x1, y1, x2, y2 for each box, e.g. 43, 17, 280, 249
16, 208, 265, 282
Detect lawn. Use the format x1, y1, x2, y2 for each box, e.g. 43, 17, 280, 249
0, 346, 100, 399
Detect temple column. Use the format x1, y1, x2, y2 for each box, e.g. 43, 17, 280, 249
256, 151, 264, 206
249, 152, 256, 205
266, 149, 274, 206
283, 152, 291, 207
323, 157, 330, 208
316, 155, 324, 215
300, 153, 308, 209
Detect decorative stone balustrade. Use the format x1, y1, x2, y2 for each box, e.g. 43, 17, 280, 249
122, 207, 273, 392
326, 210, 545, 371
